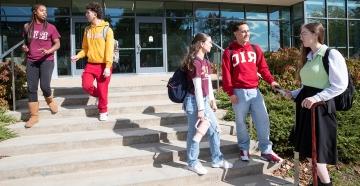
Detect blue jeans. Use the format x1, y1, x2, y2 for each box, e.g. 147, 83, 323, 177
232, 88, 272, 154
183, 94, 224, 167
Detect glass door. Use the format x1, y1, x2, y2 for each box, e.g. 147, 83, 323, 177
135, 17, 166, 73
71, 18, 88, 75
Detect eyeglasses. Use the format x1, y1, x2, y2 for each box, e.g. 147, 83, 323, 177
299, 31, 312, 37
238, 30, 250, 34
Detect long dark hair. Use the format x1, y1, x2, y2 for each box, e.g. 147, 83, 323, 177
25, 4, 48, 43
181, 33, 210, 72
297, 22, 325, 81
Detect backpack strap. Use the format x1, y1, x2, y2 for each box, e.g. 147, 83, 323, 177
322, 48, 332, 75
102, 25, 110, 41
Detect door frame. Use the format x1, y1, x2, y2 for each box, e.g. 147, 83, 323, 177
71, 17, 88, 76
135, 17, 167, 73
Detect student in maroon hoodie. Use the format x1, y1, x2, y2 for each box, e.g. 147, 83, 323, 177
221, 21, 282, 163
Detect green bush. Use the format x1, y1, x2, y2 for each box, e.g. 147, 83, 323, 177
217, 48, 360, 163
0, 61, 27, 109
0, 107, 16, 141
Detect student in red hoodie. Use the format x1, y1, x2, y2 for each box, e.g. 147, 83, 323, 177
221, 21, 282, 163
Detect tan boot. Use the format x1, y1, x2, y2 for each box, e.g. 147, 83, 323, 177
45, 96, 58, 114
25, 102, 39, 128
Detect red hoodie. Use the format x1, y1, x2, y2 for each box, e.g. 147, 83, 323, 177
221, 41, 274, 96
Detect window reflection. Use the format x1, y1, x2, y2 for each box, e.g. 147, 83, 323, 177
246, 5, 267, 20
220, 4, 244, 19
328, 19, 346, 47
135, 1, 164, 17
348, 0, 360, 19
105, 0, 134, 17
247, 21, 268, 51
166, 18, 192, 71
327, 0, 345, 18
109, 18, 134, 48
194, 3, 219, 18
305, 0, 325, 17
349, 21, 360, 58
165, 2, 192, 18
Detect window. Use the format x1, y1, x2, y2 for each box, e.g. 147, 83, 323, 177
194, 3, 219, 18
247, 21, 268, 51
135, 1, 164, 16
166, 19, 193, 71
165, 2, 192, 18
327, 0, 345, 18
105, 0, 135, 17
220, 4, 244, 20
246, 5, 267, 20
305, 0, 325, 18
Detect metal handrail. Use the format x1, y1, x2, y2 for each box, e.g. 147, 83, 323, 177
0, 40, 25, 111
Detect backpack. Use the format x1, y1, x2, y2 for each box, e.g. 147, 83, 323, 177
167, 68, 188, 103
85, 25, 120, 63
323, 48, 355, 111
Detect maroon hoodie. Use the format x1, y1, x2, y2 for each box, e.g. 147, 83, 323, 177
221, 41, 274, 96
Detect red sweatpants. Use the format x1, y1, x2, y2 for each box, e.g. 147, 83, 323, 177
82, 63, 112, 113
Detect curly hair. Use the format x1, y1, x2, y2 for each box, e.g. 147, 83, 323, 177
86, 1, 103, 19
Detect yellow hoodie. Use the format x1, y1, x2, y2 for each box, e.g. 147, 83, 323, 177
76, 20, 114, 68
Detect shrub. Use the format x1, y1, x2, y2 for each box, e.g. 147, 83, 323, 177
0, 61, 27, 109
0, 107, 16, 141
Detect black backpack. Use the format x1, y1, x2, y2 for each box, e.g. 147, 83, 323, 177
167, 68, 188, 103
323, 48, 355, 111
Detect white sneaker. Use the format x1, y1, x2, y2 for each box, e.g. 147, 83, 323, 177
211, 160, 233, 168
99, 112, 108, 121
187, 162, 208, 175
240, 150, 250, 161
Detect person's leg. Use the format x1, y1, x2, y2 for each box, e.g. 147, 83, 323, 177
39, 61, 57, 114
96, 64, 111, 114
25, 61, 40, 128
249, 89, 272, 153
184, 95, 200, 168
232, 89, 251, 151
204, 99, 223, 165
26, 61, 40, 102
82, 63, 98, 97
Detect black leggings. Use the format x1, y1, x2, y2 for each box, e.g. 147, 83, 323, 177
26, 60, 54, 102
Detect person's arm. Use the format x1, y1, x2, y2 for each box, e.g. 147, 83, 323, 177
312, 49, 348, 102
21, 23, 29, 53
41, 25, 61, 55
104, 27, 114, 68
221, 50, 234, 96
255, 45, 275, 85
193, 77, 205, 111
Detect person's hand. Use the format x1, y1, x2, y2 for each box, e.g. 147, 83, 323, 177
38, 48, 51, 55
21, 45, 29, 53
210, 99, 217, 112
103, 67, 111, 77
198, 110, 205, 120
230, 95, 238, 104
301, 97, 317, 109
71, 55, 79, 63
284, 90, 293, 100
271, 81, 280, 90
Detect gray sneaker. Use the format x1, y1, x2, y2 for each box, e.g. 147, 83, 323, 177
211, 160, 233, 168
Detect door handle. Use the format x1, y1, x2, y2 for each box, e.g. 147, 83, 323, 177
137, 44, 142, 54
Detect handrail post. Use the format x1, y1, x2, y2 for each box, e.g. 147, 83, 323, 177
310, 101, 325, 186
11, 51, 16, 111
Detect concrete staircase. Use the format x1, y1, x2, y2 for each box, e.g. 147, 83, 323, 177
0, 75, 292, 186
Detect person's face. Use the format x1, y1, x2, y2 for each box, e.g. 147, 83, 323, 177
234, 24, 250, 45
85, 9, 97, 23
201, 37, 213, 53
34, 5, 47, 21
300, 27, 318, 47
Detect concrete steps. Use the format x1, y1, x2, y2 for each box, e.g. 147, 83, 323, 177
1, 80, 288, 185
17, 90, 168, 108
10, 100, 183, 121
0, 158, 264, 186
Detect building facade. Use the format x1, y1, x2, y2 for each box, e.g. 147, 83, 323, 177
1, 0, 359, 77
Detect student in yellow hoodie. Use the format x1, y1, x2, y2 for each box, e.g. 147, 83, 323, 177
71, 1, 114, 121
